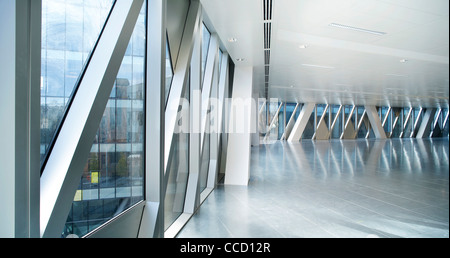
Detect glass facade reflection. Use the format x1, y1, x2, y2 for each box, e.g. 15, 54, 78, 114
62, 2, 146, 238
41, 0, 115, 166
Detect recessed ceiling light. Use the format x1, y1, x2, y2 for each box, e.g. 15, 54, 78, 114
236, 58, 245, 62
328, 23, 387, 36
228, 37, 237, 42
301, 64, 335, 69
400, 59, 408, 63
298, 44, 308, 49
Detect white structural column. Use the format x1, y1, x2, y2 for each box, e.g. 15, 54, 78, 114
164, 0, 201, 170
328, 105, 343, 139
0, 0, 41, 238
183, 17, 202, 215
288, 103, 316, 142
400, 107, 412, 138
430, 108, 442, 137
264, 102, 283, 141
416, 108, 437, 138
200, 34, 219, 148
341, 105, 356, 139
282, 103, 299, 140
410, 107, 423, 138
224, 66, 255, 186
314, 104, 329, 140
40, 0, 144, 238
139, 0, 166, 238
210, 53, 230, 183
365, 105, 387, 139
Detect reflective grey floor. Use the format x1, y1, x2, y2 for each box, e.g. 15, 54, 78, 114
177, 138, 449, 238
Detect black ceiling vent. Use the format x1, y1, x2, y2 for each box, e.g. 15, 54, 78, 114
264, 49, 270, 65
264, 22, 272, 49
263, 0, 273, 98
263, 0, 273, 21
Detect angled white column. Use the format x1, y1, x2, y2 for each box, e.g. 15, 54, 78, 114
287, 103, 315, 142
410, 107, 423, 138
340, 105, 356, 139
40, 0, 144, 238
365, 105, 387, 139
165, 0, 201, 170
200, 34, 220, 148
430, 108, 442, 137
400, 107, 412, 138
183, 18, 202, 215
282, 103, 300, 140
416, 108, 437, 138
263, 102, 283, 141
206, 36, 221, 189
314, 104, 329, 140
0, 0, 41, 238
139, 0, 166, 238
224, 66, 255, 186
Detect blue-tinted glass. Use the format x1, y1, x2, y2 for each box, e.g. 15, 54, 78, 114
62, 2, 146, 238
41, 0, 115, 166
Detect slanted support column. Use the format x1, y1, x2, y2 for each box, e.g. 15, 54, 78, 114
313, 104, 329, 140
365, 105, 387, 139
416, 108, 437, 138
282, 103, 300, 140
183, 17, 202, 215
224, 66, 255, 186
340, 105, 356, 139
287, 103, 316, 142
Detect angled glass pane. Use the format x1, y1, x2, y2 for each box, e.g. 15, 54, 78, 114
330, 105, 342, 139
62, 2, 146, 238
278, 103, 285, 140
201, 23, 211, 89
442, 108, 449, 136
302, 106, 315, 140
165, 78, 190, 230
41, 0, 115, 167
165, 36, 174, 106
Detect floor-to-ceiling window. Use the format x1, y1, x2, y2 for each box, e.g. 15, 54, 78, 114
40, 0, 147, 238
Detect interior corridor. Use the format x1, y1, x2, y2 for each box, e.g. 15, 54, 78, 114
178, 138, 449, 238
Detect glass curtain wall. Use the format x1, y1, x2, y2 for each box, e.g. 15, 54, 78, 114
62, 2, 146, 238
41, 0, 115, 166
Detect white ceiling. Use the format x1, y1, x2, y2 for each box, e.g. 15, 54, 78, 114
201, 0, 449, 108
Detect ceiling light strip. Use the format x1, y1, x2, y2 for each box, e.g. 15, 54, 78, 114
329, 23, 386, 36
301, 64, 335, 69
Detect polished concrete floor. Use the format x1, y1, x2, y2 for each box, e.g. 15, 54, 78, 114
177, 138, 449, 238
